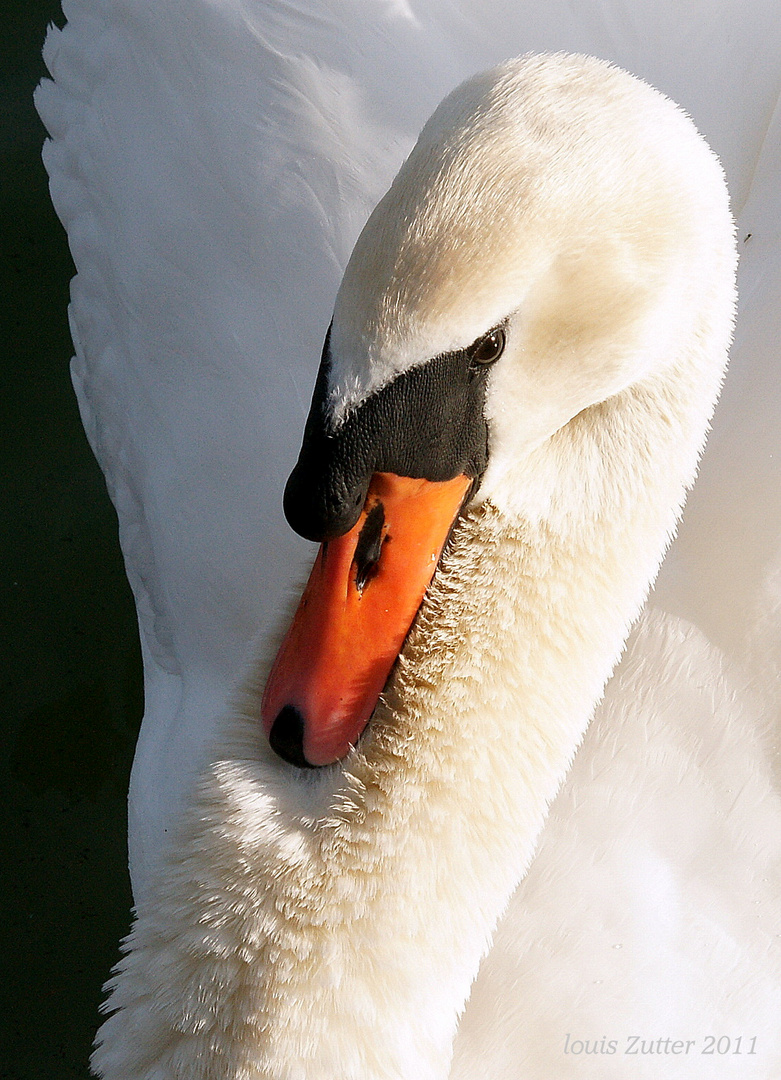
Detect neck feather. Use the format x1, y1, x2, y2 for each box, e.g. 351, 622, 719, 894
94, 350, 727, 1080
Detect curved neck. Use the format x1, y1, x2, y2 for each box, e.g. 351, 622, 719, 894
94, 362, 725, 1080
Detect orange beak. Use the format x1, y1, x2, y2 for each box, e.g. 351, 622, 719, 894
261, 471, 472, 766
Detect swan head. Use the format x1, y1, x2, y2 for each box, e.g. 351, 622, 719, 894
263, 53, 734, 768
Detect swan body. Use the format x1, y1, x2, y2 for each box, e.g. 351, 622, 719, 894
36, 3, 781, 1078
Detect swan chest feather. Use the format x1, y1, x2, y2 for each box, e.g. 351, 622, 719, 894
95, 357, 734, 1079
36, 24, 749, 1080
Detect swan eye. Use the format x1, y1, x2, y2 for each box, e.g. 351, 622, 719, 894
468, 327, 505, 367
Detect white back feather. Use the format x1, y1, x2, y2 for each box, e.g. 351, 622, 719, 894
36, 2, 781, 1077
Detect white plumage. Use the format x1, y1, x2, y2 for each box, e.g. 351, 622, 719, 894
37, 3, 781, 1078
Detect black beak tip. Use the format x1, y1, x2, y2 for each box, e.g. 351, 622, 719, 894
269, 705, 318, 769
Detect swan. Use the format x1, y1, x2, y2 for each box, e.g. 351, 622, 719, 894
36, 4, 781, 1079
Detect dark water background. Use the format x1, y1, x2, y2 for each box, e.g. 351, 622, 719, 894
2, 2, 143, 1075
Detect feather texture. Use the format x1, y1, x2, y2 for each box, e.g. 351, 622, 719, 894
36, 3, 781, 1078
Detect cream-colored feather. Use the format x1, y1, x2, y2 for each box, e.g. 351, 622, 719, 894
83, 54, 746, 1080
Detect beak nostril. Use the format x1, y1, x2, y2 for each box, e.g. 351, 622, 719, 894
269, 706, 318, 769
354, 501, 386, 592
264, 472, 472, 768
